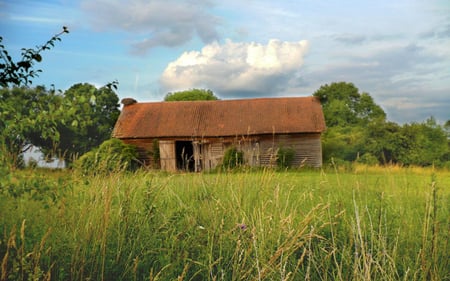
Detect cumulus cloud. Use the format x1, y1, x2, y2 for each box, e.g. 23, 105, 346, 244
81, 0, 220, 54
160, 39, 309, 97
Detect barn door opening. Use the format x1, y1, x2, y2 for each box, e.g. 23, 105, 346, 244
175, 141, 194, 171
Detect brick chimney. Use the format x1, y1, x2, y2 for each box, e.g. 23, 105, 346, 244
121, 98, 137, 106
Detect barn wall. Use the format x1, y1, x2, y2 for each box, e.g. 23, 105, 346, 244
118, 132, 322, 171
201, 141, 224, 171
199, 133, 322, 170
120, 138, 156, 167
256, 133, 322, 168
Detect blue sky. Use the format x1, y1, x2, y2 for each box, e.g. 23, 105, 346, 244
1, 0, 449, 124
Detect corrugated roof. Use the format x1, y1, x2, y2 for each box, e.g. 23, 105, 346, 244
112, 96, 326, 138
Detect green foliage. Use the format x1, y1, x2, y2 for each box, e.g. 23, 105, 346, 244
75, 138, 140, 175
152, 139, 160, 164
314, 82, 449, 167
444, 120, 450, 137
0, 86, 62, 169
0, 27, 69, 87
398, 118, 448, 166
0, 29, 121, 169
323, 126, 367, 162
313, 82, 386, 127
54, 83, 120, 162
364, 118, 449, 166
222, 146, 244, 169
164, 88, 219, 101
357, 153, 379, 165
364, 120, 406, 164
276, 146, 296, 168
0, 84, 120, 169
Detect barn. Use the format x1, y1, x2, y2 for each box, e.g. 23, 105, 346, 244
112, 96, 326, 172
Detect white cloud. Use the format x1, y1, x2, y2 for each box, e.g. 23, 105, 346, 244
160, 39, 309, 97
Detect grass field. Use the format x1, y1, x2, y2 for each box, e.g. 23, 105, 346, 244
0, 166, 449, 280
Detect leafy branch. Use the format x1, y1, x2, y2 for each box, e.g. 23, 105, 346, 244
0, 26, 69, 87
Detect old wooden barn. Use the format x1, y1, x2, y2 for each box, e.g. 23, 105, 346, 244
112, 96, 326, 172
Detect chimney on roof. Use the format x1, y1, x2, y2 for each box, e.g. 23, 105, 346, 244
121, 98, 137, 106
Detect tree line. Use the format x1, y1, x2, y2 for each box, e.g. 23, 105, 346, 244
1, 28, 449, 169
314, 82, 450, 167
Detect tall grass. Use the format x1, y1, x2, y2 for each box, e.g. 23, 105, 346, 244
0, 167, 449, 280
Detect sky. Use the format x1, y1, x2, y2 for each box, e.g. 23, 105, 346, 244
1, 0, 449, 124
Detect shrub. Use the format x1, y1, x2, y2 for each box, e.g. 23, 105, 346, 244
222, 146, 244, 169
151, 139, 160, 167
327, 157, 353, 171
357, 153, 379, 165
75, 138, 139, 174
276, 146, 296, 168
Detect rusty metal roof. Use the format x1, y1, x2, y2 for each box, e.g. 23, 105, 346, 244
112, 96, 326, 138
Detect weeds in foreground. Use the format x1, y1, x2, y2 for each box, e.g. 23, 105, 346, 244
0, 168, 449, 280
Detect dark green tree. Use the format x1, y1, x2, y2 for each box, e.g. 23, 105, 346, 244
398, 118, 448, 166
55, 83, 120, 162
0, 29, 122, 168
0, 86, 62, 168
0, 83, 120, 168
313, 82, 387, 164
322, 126, 367, 163
365, 121, 405, 164
313, 82, 386, 127
364, 118, 449, 166
164, 89, 219, 101
314, 82, 449, 166
444, 120, 450, 137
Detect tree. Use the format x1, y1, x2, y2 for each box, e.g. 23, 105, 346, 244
164, 89, 219, 101
0, 28, 122, 169
0, 83, 120, 168
0, 27, 69, 87
313, 82, 449, 167
364, 118, 449, 166
444, 120, 450, 137
0, 27, 69, 169
313, 82, 386, 164
0, 86, 62, 168
313, 82, 386, 127
321, 125, 368, 163
39, 83, 120, 163
398, 118, 448, 166
365, 121, 405, 164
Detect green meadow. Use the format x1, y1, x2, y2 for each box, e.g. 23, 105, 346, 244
1, 167, 449, 280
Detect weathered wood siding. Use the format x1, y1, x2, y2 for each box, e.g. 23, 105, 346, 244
121, 138, 155, 166
159, 140, 176, 172
118, 132, 322, 171
201, 141, 224, 171
256, 133, 322, 168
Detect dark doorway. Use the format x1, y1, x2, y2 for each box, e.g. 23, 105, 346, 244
175, 141, 194, 171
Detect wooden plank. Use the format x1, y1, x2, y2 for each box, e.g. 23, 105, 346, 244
159, 140, 176, 172
258, 134, 322, 168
